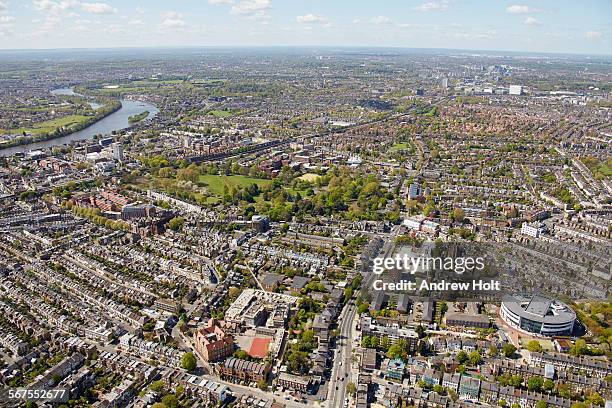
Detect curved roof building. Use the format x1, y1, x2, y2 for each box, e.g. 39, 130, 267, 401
501, 294, 576, 336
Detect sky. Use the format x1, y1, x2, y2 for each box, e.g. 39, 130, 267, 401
0, 1, 610, 54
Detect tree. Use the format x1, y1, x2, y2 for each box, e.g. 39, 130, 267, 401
456, 350, 468, 364
536, 402, 547, 408
468, 350, 482, 366
512, 404, 521, 408
150, 380, 165, 392
387, 339, 408, 360
415, 325, 426, 338
257, 379, 268, 391
301, 329, 316, 347
488, 345, 499, 357
418, 379, 431, 390
158, 167, 174, 178
380, 336, 391, 351
570, 339, 588, 356
181, 352, 197, 372
502, 344, 517, 358
423, 203, 436, 217
406, 199, 418, 215
499, 399, 507, 408
176, 163, 200, 182
543, 379, 554, 392
357, 303, 370, 315
346, 382, 357, 395
586, 392, 604, 406
168, 216, 185, 232
557, 383, 572, 399
527, 340, 543, 353
343, 287, 353, 304
448, 388, 459, 402
439, 302, 448, 321
510, 375, 524, 388
286, 350, 310, 374
433, 384, 445, 394
452, 208, 465, 223
370, 336, 380, 349
361, 336, 372, 348
527, 376, 544, 391
161, 394, 179, 408
234, 349, 252, 360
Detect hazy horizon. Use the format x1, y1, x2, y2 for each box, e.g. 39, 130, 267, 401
0, 1, 610, 55
0, 45, 610, 59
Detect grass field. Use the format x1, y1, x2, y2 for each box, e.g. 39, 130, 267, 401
99, 86, 146, 94
208, 110, 233, 118
2, 114, 90, 135
98, 79, 185, 92
198, 174, 271, 196
388, 142, 413, 152
129, 79, 186, 86
520, 338, 554, 351
298, 173, 321, 182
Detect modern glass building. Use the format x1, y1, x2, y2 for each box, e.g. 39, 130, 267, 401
500, 294, 576, 336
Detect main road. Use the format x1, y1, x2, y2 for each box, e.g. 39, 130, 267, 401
327, 301, 357, 408
327, 226, 400, 407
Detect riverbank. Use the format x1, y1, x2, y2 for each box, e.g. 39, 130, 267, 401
0, 99, 122, 150
0, 99, 159, 157
128, 110, 150, 123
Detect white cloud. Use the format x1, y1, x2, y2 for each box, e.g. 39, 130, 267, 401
81, 2, 116, 15
296, 14, 326, 24
128, 19, 144, 26
33, 0, 116, 15
506, 5, 542, 14
135, 6, 145, 14
0, 1, 8, 11
368, 15, 391, 24
352, 18, 360, 24
160, 11, 186, 28
414, 1, 448, 12
32, 13, 61, 34
230, 0, 270, 19
33, 0, 79, 13
523, 17, 541, 26
0, 14, 13, 36
585, 31, 602, 40
209, 0, 233, 4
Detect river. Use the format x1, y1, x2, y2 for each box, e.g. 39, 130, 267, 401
0, 87, 159, 157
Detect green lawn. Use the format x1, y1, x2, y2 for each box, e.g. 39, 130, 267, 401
520, 338, 554, 351
129, 79, 186, 86
3, 114, 91, 135
98, 80, 186, 92
388, 142, 411, 152
298, 173, 321, 182
208, 110, 233, 118
198, 174, 271, 196
99, 87, 147, 94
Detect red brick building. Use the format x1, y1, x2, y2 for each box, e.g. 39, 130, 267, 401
193, 319, 234, 362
